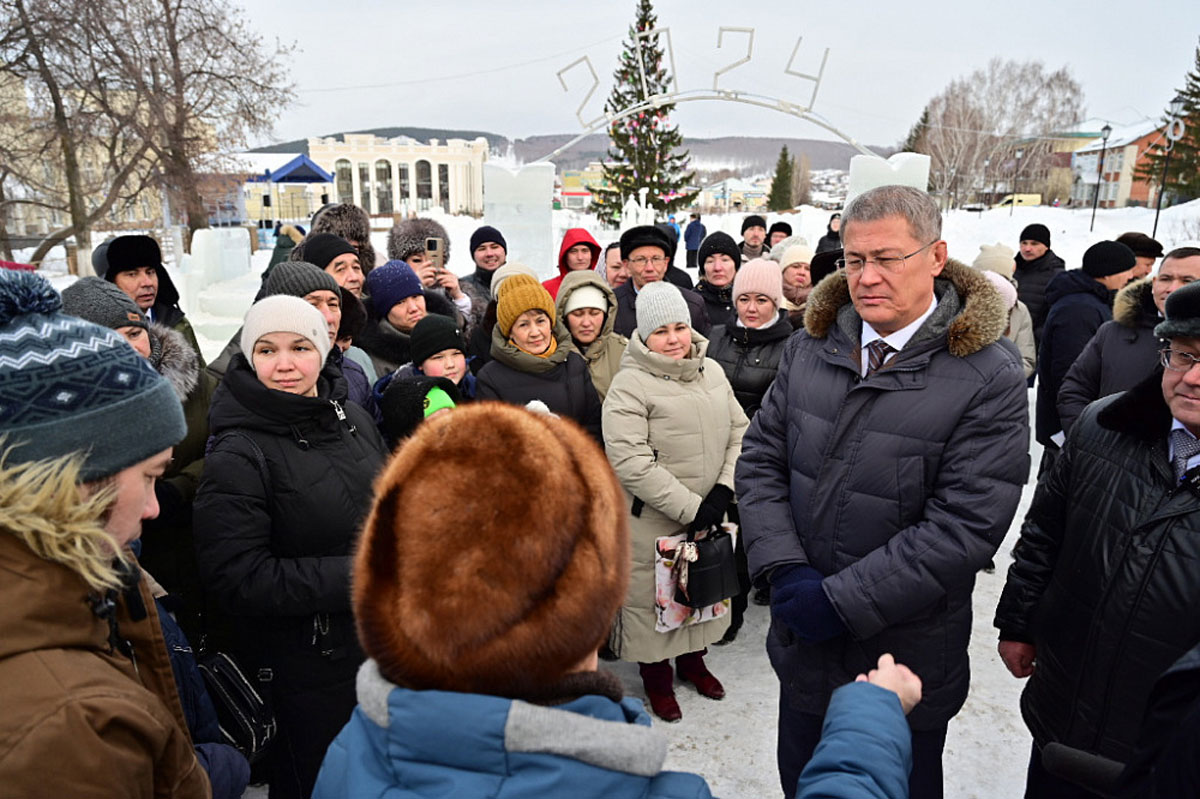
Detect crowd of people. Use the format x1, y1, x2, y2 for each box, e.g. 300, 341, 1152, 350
1, 186, 1198, 799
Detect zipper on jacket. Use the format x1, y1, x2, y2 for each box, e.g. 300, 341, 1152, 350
330, 399, 357, 434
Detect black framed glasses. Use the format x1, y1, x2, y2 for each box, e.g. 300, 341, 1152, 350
837, 240, 938, 275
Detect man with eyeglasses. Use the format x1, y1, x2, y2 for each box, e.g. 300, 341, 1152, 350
996, 279, 1200, 799
1034, 241, 1136, 472
611, 225, 710, 338
1059, 247, 1200, 435
737, 184, 1029, 799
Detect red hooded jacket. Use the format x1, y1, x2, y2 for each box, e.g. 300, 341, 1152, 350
543, 228, 600, 299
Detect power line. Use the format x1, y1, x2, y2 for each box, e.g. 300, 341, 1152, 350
303, 35, 625, 94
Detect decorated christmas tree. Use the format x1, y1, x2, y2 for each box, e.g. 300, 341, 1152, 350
590, 0, 697, 227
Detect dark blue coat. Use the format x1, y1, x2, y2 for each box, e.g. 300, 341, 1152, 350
735, 261, 1029, 730
684, 220, 707, 250
1034, 269, 1114, 444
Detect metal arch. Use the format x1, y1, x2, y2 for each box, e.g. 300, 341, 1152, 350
713, 27, 754, 91
532, 88, 876, 163
557, 56, 606, 129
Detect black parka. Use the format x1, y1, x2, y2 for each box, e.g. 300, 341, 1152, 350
1013, 248, 1066, 345
476, 326, 603, 441
193, 354, 388, 795
735, 260, 1029, 730
1057, 278, 1161, 435
706, 311, 791, 418
996, 371, 1200, 762
694, 281, 734, 327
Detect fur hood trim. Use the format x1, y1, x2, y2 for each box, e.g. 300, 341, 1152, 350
803, 258, 1007, 358
148, 322, 199, 401
1113, 277, 1156, 329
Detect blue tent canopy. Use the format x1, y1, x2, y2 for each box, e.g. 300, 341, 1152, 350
249, 153, 333, 184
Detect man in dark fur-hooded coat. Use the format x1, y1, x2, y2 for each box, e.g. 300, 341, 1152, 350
735, 186, 1029, 798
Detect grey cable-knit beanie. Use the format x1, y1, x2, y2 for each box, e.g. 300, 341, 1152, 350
61, 276, 148, 332
261, 261, 340, 300
636, 281, 691, 342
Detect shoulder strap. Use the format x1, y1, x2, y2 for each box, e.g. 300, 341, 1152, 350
210, 429, 273, 502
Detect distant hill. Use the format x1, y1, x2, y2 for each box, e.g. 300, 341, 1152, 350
252, 128, 890, 173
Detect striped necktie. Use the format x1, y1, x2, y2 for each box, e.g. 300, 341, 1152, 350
865, 339, 894, 377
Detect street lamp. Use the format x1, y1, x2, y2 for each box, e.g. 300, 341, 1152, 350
1152, 94, 1189, 238
1089, 123, 1113, 232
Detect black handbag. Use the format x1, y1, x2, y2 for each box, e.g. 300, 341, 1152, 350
673, 525, 739, 608
197, 651, 277, 764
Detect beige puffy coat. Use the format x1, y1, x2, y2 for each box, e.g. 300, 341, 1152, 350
601, 332, 749, 663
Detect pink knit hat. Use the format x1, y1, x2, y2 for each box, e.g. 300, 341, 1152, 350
733, 258, 783, 306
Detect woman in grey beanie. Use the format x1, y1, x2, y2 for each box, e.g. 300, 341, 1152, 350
601, 281, 749, 722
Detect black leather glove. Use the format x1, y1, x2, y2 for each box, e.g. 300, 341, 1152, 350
689, 484, 734, 532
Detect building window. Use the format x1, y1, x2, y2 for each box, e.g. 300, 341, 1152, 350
358, 162, 372, 212
335, 160, 353, 204
438, 164, 450, 212
375, 160, 393, 215
398, 164, 410, 200
416, 160, 432, 210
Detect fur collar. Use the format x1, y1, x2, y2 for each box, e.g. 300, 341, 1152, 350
148, 322, 199, 401
1096, 368, 1171, 441
802, 258, 1007, 358
1113, 277, 1157, 329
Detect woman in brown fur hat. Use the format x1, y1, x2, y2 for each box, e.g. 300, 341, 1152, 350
312, 402, 716, 798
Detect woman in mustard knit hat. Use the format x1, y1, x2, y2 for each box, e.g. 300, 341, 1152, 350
476, 273, 602, 439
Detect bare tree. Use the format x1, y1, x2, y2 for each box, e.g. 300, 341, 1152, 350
75, 0, 294, 239
0, 0, 158, 267
791, 153, 812, 206
912, 59, 1085, 207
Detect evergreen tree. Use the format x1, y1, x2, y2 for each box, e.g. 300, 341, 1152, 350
768, 145, 794, 211
1136, 37, 1200, 203
590, 0, 697, 227
902, 105, 930, 153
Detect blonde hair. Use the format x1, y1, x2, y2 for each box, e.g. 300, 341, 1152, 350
0, 443, 126, 591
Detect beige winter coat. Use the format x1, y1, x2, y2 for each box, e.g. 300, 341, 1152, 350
1010, 299, 1037, 378
602, 332, 749, 663
556, 270, 628, 402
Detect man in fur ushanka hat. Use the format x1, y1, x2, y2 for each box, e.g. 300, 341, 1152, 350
313, 402, 718, 798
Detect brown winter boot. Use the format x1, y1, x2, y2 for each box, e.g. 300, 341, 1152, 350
676, 649, 725, 700
639, 660, 681, 722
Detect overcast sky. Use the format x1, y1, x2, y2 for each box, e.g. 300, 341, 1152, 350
243, 0, 1199, 152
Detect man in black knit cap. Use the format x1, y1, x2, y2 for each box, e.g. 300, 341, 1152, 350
739, 214, 768, 262
1013, 223, 1066, 348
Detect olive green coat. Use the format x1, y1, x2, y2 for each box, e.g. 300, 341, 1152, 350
601, 333, 748, 662
555, 270, 628, 402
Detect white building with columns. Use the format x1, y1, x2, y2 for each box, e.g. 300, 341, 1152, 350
308, 133, 489, 217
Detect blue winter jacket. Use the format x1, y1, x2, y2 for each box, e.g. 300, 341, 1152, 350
313, 660, 714, 799
684, 220, 707, 250
796, 682, 912, 799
